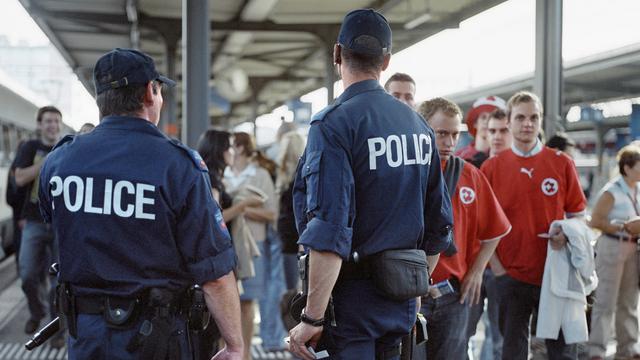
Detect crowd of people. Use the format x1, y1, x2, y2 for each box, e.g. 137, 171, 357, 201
8, 7, 640, 360
385, 70, 640, 360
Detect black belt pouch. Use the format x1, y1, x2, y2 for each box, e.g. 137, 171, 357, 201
371, 249, 429, 301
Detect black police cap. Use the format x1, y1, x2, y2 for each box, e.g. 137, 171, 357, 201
93, 48, 176, 95
337, 9, 392, 55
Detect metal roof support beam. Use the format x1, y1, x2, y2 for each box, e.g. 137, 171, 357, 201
182, 0, 210, 147
534, 0, 563, 138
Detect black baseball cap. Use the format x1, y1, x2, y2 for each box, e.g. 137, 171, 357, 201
93, 48, 176, 95
337, 9, 392, 55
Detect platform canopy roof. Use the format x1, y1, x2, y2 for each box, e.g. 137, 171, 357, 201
20, 0, 508, 126
447, 43, 640, 114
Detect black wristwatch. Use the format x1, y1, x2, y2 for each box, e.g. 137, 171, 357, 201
300, 309, 325, 327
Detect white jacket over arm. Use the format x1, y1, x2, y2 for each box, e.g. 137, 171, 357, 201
536, 218, 598, 344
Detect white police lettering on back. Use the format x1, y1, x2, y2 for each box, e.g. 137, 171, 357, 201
49, 176, 156, 220
368, 133, 432, 170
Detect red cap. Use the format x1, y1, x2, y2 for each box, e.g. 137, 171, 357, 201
465, 96, 506, 137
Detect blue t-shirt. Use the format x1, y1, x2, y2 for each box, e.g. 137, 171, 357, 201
39, 116, 236, 297
293, 80, 453, 260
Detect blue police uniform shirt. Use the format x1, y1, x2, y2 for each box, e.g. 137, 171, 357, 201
293, 79, 453, 260
38, 116, 236, 298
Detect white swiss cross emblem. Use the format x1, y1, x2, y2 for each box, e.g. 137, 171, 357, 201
541, 178, 559, 196
459, 186, 476, 204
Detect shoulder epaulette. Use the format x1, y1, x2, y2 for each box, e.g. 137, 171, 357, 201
168, 138, 208, 172
310, 103, 341, 124
52, 135, 75, 151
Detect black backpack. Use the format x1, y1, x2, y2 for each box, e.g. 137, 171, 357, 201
6, 167, 26, 211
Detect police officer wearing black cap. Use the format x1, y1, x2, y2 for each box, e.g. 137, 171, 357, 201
288, 9, 453, 360
38, 48, 243, 360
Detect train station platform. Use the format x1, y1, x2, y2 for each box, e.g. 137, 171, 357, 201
0, 250, 624, 359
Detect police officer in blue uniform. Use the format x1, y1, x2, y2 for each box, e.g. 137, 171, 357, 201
287, 9, 453, 360
38, 49, 244, 360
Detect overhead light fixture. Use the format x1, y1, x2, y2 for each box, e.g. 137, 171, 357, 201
404, 13, 432, 30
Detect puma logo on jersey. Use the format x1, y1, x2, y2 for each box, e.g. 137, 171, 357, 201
368, 134, 433, 170
520, 167, 534, 178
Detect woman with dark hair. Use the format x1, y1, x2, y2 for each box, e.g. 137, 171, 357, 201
197, 130, 263, 220
196, 129, 263, 360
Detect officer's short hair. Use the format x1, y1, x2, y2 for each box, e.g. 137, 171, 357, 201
506, 91, 543, 120
417, 98, 462, 122
341, 38, 386, 74
96, 82, 158, 118
36, 106, 62, 123
384, 73, 415, 91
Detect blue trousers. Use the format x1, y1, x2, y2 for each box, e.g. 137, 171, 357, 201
466, 269, 502, 360
68, 314, 191, 360
495, 274, 577, 360
18, 221, 57, 321
319, 279, 416, 359
258, 228, 288, 349
421, 291, 470, 360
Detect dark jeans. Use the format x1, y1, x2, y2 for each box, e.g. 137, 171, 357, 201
466, 269, 502, 360
69, 314, 190, 360
323, 279, 415, 359
495, 274, 577, 360
12, 214, 22, 272
421, 291, 470, 360
18, 221, 58, 322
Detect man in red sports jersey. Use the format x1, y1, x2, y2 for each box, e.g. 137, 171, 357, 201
480, 91, 587, 360
418, 98, 511, 360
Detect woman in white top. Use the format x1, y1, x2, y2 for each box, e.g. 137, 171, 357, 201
224, 132, 277, 360
588, 144, 640, 360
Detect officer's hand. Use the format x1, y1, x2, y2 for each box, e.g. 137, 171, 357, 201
288, 322, 323, 360
549, 226, 568, 250
460, 270, 483, 306
211, 345, 242, 360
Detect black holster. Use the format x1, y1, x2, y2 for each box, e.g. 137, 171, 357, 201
55, 282, 77, 338
126, 288, 181, 360
186, 285, 210, 332
289, 253, 336, 327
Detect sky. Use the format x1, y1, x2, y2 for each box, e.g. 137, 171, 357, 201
0, 0, 639, 133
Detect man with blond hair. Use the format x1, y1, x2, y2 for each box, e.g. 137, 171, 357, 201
418, 98, 510, 360
480, 91, 586, 360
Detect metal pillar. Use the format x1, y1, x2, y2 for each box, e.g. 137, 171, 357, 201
534, 0, 563, 139
325, 50, 336, 104
252, 98, 259, 139
182, 0, 210, 147
160, 36, 178, 138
